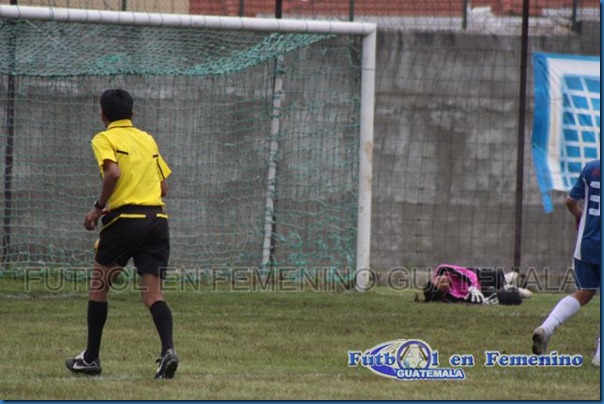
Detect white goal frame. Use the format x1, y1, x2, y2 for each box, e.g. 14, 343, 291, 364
0, 5, 376, 291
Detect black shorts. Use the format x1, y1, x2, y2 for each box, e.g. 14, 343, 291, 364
95, 205, 170, 278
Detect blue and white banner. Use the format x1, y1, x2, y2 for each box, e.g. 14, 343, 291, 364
531, 52, 600, 212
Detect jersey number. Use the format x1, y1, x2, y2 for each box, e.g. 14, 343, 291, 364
588, 181, 600, 217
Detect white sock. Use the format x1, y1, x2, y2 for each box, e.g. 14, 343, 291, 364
594, 336, 600, 362
540, 295, 581, 336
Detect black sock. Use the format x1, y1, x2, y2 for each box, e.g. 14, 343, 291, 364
85, 300, 108, 362
150, 300, 174, 356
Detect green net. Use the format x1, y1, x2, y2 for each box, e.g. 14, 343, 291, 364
0, 18, 363, 277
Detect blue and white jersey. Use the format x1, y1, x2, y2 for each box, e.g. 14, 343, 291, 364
568, 159, 601, 265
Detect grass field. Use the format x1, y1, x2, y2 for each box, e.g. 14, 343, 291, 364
0, 275, 600, 400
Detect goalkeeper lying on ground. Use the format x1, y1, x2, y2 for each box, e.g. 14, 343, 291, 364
420, 264, 531, 305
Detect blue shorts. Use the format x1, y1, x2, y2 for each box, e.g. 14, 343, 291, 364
574, 259, 601, 290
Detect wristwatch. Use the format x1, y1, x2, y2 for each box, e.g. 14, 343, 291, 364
94, 200, 106, 211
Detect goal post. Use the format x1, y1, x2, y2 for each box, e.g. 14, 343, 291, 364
0, 5, 375, 290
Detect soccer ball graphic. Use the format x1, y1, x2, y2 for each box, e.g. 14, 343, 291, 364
398, 341, 431, 369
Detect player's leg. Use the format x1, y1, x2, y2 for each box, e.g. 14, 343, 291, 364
592, 336, 600, 367
66, 212, 134, 375
135, 213, 178, 379
532, 260, 599, 354
139, 273, 178, 379
589, 265, 601, 367
86, 263, 123, 358
66, 261, 122, 375
140, 273, 174, 354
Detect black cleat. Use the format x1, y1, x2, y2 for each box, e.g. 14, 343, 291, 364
532, 327, 550, 355
154, 349, 179, 379
66, 351, 102, 376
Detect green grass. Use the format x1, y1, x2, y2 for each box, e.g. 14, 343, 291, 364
0, 277, 600, 400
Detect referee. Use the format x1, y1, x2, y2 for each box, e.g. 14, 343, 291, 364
66, 89, 178, 379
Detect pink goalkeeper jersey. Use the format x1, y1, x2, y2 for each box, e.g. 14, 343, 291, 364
434, 264, 480, 301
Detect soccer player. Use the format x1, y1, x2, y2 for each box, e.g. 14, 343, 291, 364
421, 264, 526, 305
65, 89, 179, 379
532, 159, 601, 367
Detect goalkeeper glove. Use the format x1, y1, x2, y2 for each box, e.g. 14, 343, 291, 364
465, 287, 485, 304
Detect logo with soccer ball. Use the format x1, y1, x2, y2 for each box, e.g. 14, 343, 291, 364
348, 339, 466, 381
397, 340, 431, 369
372, 339, 433, 369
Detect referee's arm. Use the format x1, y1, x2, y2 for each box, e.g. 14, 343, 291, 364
97, 160, 121, 207
84, 160, 120, 231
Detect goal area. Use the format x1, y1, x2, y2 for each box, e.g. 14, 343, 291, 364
0, 6, 375, 287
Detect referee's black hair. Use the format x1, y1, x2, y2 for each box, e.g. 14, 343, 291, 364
100, 88, 133, 123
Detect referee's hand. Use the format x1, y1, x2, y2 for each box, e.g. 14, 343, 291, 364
84, 208, 103, 230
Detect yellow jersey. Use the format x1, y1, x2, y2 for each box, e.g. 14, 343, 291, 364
91, 119, 171, 210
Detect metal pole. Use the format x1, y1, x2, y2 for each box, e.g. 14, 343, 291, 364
261, 58, 284, 270
0, 6, 377, 35
239, 0, 244, 17
275, 0, 282, 18
121, 0, 127, 11
513, 0, 530, 272
462, 0, 468, 30
571, 0, 578, 31
354, 29, 376, 291
349, 0, 354, 21
2, 0, 17, 268
261, 0, 284, 269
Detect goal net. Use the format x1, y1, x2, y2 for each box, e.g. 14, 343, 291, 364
0, 6, 375, 284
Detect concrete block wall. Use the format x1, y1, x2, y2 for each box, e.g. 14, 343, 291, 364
370, 22, 599, 276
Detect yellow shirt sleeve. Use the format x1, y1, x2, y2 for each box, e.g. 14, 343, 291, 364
91, 132, 116, 175
157, 154, 172, 180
